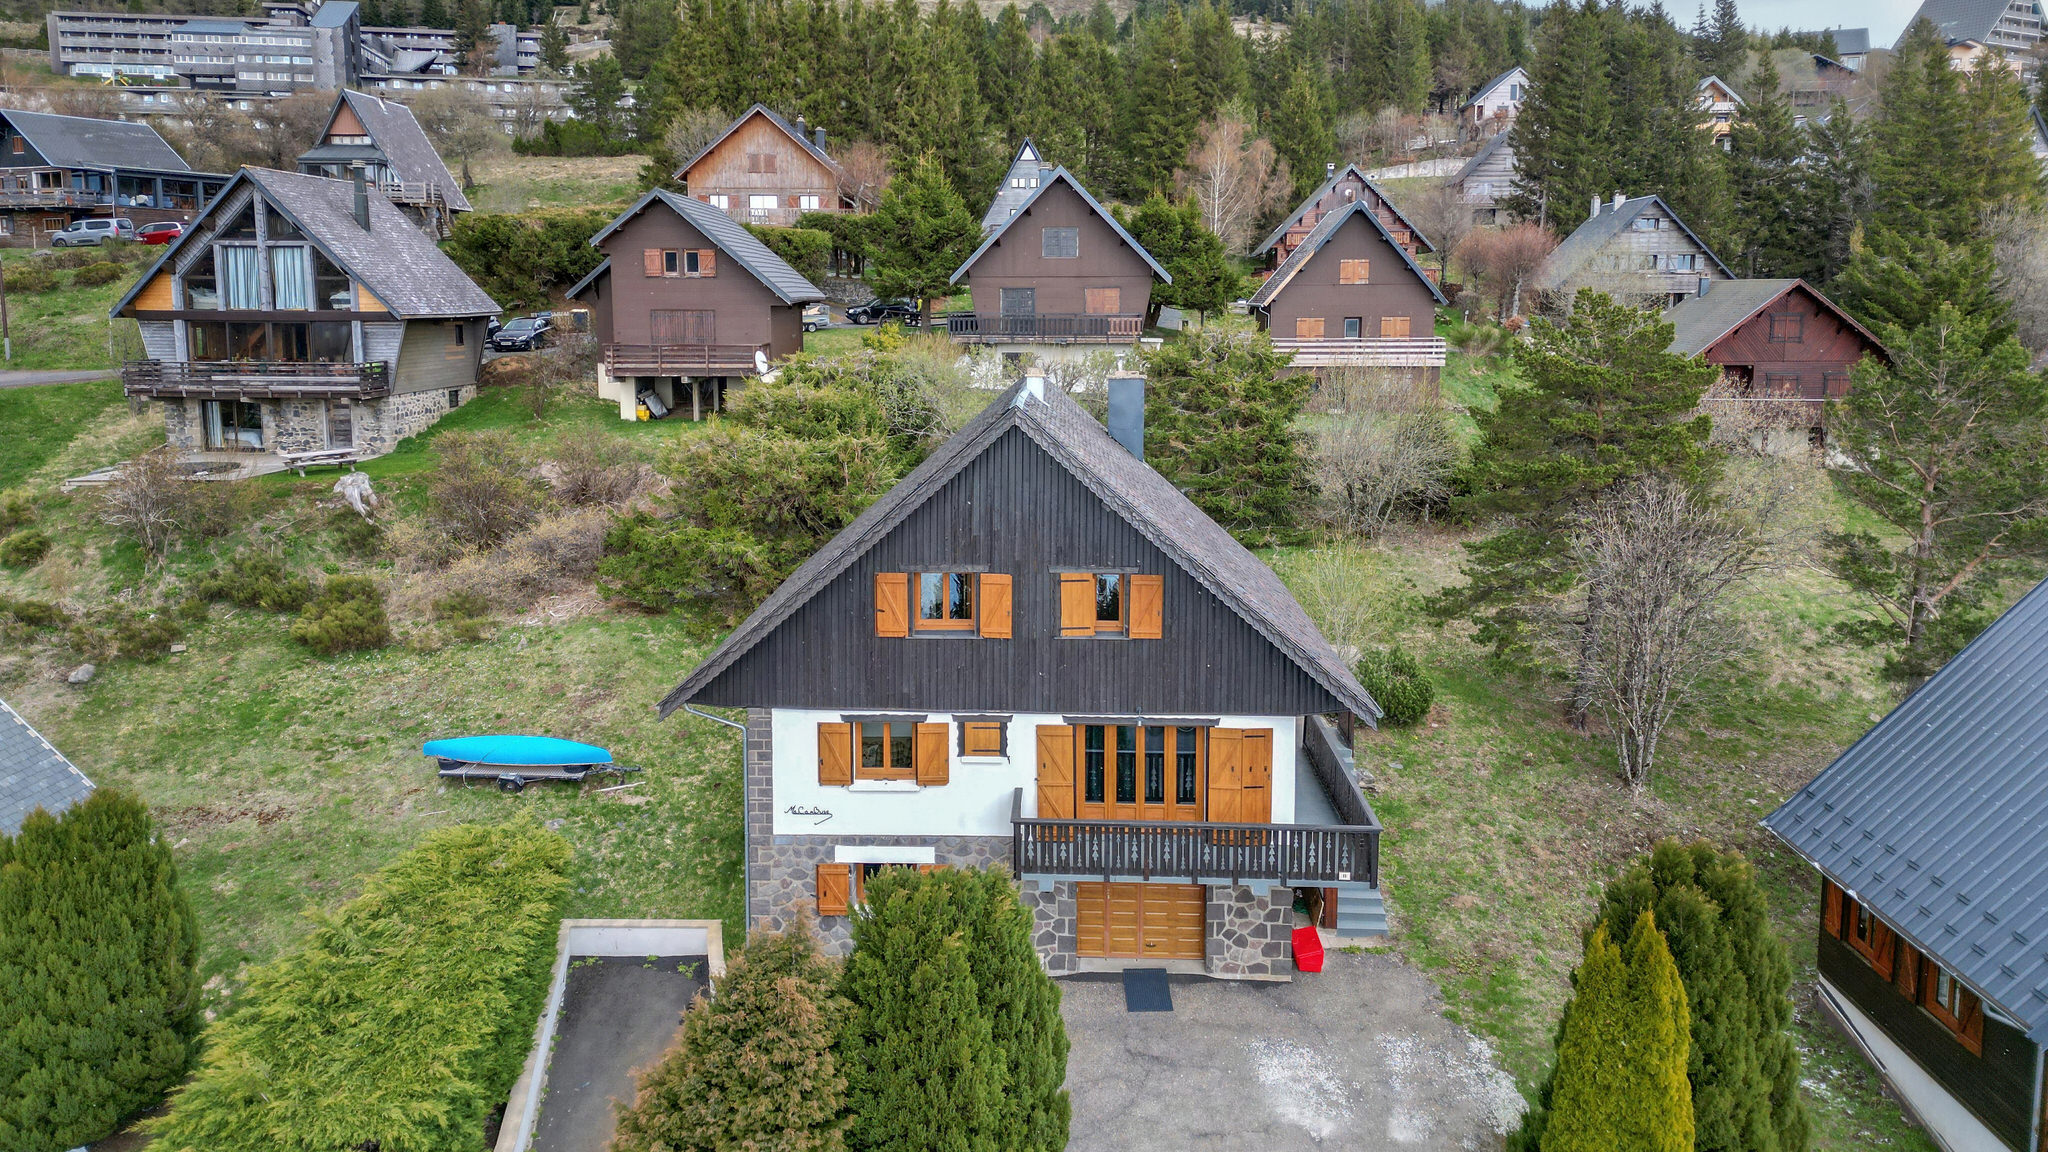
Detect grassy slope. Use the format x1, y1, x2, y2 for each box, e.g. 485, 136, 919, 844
0, 377, 121, 488
0, 247, 150, 372
463, 154, 649, 215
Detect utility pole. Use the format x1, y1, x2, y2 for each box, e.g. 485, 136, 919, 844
1, 254, 13, 362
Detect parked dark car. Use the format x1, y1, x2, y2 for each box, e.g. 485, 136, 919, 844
845, 298, 920, 325
136, 221, 185, 245
488, 315, 552, 352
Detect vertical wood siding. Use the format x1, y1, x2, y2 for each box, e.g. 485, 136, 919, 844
1706, 286, 1881, 398
599, 208, 786, 351
690, 425, 1346, 716
965, 181, 1156, 319
1261, 215, 1439, 340
682, 113, 839, 223
393, 319, 479, 394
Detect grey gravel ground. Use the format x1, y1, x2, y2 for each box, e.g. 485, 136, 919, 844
529, 955, 705, 1152
1059, 949, 1526, 1151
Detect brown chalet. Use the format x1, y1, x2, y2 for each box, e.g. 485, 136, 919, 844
1249, 200, 1447, 383
676, 104, 853, 227
569, 188, 825, 421
1664, 278, 1886, 449
945, 164, 1171, 365
1253, 163, 1435, 272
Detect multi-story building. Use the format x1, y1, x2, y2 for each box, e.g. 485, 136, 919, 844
1900, 0, 2041, 76
296, 90, 470, 236
1533, 192, 1734, 309
676, 104, 854, 227
0, 108, 227, 244
1248, 199, 1447, 383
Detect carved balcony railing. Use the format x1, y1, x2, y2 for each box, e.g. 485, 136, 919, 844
603, 342, 771, 377
121, 359, 392, 400
944, 312, 1144, 344
1009, 788, 1380, 888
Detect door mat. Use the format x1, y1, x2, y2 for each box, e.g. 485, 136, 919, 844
1122, 967, 1173, 1012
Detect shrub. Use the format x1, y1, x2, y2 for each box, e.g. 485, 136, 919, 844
743, 223, 832, 286
548, 427, 640, 506
0, 790, 201, 1151
177, 479, 272, 540
67, 606, 183, 663
73, 261, 125, 286
147, 823, 571, 1152
0, 595, 66, 628
1141, 330, 1314, 544
0, 488, 33, 533
195, 550, 313, 613
1355, 646, 1435, 725
326, 505, 384, 559
427, 430, 545, 548
290, 576, 391, 655
0, 527, 50, 568
612, 923, 851, 1152
8, 265, 57, 293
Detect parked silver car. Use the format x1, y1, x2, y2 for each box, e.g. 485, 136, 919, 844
51, 218, 136, 247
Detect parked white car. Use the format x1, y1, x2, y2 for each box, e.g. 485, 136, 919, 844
51, 218, 136, 247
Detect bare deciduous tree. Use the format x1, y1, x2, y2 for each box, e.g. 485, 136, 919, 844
1275, 543, 1396, 665
1989, 207, 2048, 360
249, 90, 337, 170
1456, 223, 1557, 322
833, 140, 891, 212
407, 87, 505, 190
1173, 111, 1289, 254
99, 446, 189, 561
662, 106, 731, 171
1389, 178, 1475, 282
1308, 366, 1457, 536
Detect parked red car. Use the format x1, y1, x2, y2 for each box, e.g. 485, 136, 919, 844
136, 221, 184, 245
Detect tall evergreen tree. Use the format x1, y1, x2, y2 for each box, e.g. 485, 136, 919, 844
1797, 99, 1869, 284
952, 869, 1069, 1152
1722, 52, 1806, 276
1370, 0, 1433, 114
451, 0, 491, 72
1141, 330, 1314, 542
1188, 0, 1247, 118
611, 0, 679, 79
0, 789, 201, 1152
1120, 5, 1202, 195
1269, 65, 1335, 201
983, 5, 1035, 143
1870, 19, 2040, 246
1540, 911, 1692, 1152
1117, 192, 1245, 323
567, 55, 629, 145
1506, 0, 1614, 229
1831, 227, 2009, 336
611, 924, 851, 1152
418, 0, 449, 31
1690, 0, 1747, 79
537, 18, 568, 73
867, 152, 981, 325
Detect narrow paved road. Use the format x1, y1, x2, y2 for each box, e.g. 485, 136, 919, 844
0, 369, 114, 389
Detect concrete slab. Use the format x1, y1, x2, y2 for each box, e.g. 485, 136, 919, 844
1060, 949, 1525, 1151
527, 955, 706, 1152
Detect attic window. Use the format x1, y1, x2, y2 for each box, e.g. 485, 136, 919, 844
1631, 216, 1664, 231
1768, 313, 1804, 343
1042, 227, 1079, 259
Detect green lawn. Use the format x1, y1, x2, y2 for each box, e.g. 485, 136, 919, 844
0, 246, 153, 372
464, 153, 649, 215
0, 378, 122, 488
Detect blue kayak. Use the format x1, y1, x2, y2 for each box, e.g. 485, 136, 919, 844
423, 734, 613, 768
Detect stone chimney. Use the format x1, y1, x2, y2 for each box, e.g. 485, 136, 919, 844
1108, 376, 1144, 460
1612, 190, 1626, 208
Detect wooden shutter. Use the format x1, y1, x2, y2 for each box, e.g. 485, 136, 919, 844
1059, 573, 1095, 637
1128, 574, 1162, 639
1894, 942, 1921, 999
1035, 725, 1075, 818
818, 722, 851, 786
978, 573, 1012, 638
874, 572, 909, 637
1339, 258, 1368, 284
1241, 729, 1272, 824
642, 248, 664, 276
1821, 879, 1842, 937
1960, 991, 1985, 1055
1084, 287, 1121, 315
1294, 316, 1325, 340
816, 863, 851, 916
1380, 315, 1412, 338
1207, 729, 1243, 823
697, 249, 715, 276
914, 723, 949, 786
1869, 918, 1896, 980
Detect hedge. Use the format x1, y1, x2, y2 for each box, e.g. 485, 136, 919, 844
147, 823, 572, 1152
743, 223, 832, 287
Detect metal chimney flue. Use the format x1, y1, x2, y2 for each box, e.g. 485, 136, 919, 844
1108, 376, 1144, 461
350, 164, 370, 230
1697, 276, 1711, 297
813, 126, 827, 151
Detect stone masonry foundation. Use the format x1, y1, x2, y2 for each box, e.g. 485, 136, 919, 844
151, 385, 474, 459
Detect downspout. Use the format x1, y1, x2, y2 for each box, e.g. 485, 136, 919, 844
684, 703, 750, 942
2031, 1041, 2044, 1152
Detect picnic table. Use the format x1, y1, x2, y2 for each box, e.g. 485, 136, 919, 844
277, 448, 364, 476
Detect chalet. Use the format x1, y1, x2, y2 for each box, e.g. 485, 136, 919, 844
568, 189, 825, 421
1533, 192, 1733, 309
983, 137, 1049, 233
1765, 576, 2048, 1152
0, 109, 228, 245
1249, 200, 1446, 380
945, 165, 1170, 365
295, 90, 470, 238
0, 699, 94, 838
1900, 0, 2040, 77
1664, 278, 1885, 448
676, 103, 852, 227
112, 166, 497, 460
1696, 75, 1743, 147
660, 378, 1387, 976
1448, 133, 1516, 225
1829, 26, 1872, 70
1253, 163, 1433, 270
1461, 65, 1529, 139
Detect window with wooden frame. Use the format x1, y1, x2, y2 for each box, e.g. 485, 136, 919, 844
1380, 315, 1412, 338
1294, 316, 1325, 340
1768, 312, 1804, 343
1923, 961, 1986, 1054
1343, 317, 1361, 339
813, 719, 948, 785
1822, 877, 1894, 979
799, 194, 821, 211
1058, 571, 1161, 638
644, 248, 675, 277
745, 151, 778, 174
1062, 723, 1207, 821
1338, 258, 1369, 284
915, 571, 976, 630
684, 249, 716, 277
875, 572, 1009, 638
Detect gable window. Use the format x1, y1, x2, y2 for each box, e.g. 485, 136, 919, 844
1000, 286, 1036, 317
1084, 287, 1121, 315
1631, 216, 1662, 231
1093, 572, 1123, 630
1767, 312, 1804, 343
685, 248, 715, 276
451, 323, 465, 347
1338, 258, 1369, 284
1042, 227, 1079, 259
219, 244, 261, 309
874, 571, 1009, 638
663, 249, 679, 275
8, 137, 19, 154
799, 194, 821, 211
745, 151, 778, 174
915, 571, 976, 630
1667, 253, 1698, 272
1059, 571, 1161, 638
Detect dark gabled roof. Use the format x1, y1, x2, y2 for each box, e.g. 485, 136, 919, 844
1253, 164, 1435, 258
1765, 577, 2048, 1044
564, 255, 609, 301
1897, 0, 2010, 46
1460, 65, 1528, 111
660, 379, 1380, 721
1662, 278, 1885, 359
0, 108, 192, 174
312, 90, 471, 214
1830, 26, 1871, 54
951, 166, 1171, 285
0, 699, 94, 838
113, 167, 497, 320
676, 103, 837, 181
1534, 194, 1734, 291
585, 189, 825, 305
1450, 131, 1514, 189
309, 0, 358, 26
1249, 199, 1446, 309
983, 137, 1050, 234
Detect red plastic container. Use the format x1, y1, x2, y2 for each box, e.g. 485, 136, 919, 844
1292, 924, 1325, 973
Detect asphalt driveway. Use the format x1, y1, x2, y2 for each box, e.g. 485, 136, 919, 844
1060, 949, 1526, 1150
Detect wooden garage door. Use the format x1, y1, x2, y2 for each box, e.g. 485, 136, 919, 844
1076, 882, 1205, 959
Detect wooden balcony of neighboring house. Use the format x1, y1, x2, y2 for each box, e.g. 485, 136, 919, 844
603, 342, 770, 378
1008, 717, 1383, 888
0, 186, 107, 210
942, 312, 1145, 345
121, 359, 393, 400
1269, 336, 1449, 369
379, 180, 448, 208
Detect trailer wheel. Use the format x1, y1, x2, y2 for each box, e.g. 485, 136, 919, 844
497, 775, 526, 793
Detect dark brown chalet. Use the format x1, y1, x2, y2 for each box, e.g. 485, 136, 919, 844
945, 165, 1170, 364
1253, 163, 1434, 271
1664, 278, 1885, 446
1249, 200, 1447, 382
661, 379, 1387, 976
676, 104, 854, 227
568, 189, 824, 421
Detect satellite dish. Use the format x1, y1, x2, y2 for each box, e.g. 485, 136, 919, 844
755, 349, 770, 376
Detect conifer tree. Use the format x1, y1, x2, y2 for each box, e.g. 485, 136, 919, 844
1796, 98, 1868, 283
1120, 5, 1202, 195
451, 0, 491, 72
1690, 0, 1747, 79
868, 152, 980, 325
1269, 65, 1335, 201
1117, 192, 1244, 323
1370, 0, 1432, 114
1188, 0, 1247, 119
1541, 911, 1692, 1152
419, 0, 449, 29
611, 923, 851, 1152
1722, 52, 1807, 277
983, 5, 1034, 142
953, 869, 1069, 1152
1594, 841, 1809, 1152
1141, 330, 1314, 541
1870, 19, 2040, 246
0, 789, 201, 1151
1506, 0, 1614, 229
537, 18, 569, 72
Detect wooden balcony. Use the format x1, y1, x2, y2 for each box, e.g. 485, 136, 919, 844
603, 343, 769, 378
943, 312, 1144, 344
1271, 336, 1448, 369
1009, 788, 1381, 888
121, 359, 392, 400
382, 181, 448, 207
0, 187, 105, 209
